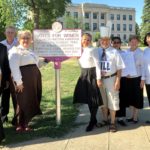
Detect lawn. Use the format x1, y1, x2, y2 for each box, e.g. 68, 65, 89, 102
2, 58, 81, 145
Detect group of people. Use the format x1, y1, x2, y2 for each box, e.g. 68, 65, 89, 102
0, 26, 42, 142
73, 30, 150, 133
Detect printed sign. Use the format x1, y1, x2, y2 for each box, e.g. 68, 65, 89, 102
33, 29, 82, 57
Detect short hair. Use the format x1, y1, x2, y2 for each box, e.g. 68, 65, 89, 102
5, 26, 17, 32
129, 35, 139, 42
17, 30, 32, 40
111, 36, 122, 43
82, 33, 92, 41
144, 32, 150, 46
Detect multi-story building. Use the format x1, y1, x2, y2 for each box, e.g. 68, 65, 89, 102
58, 3, 136, 42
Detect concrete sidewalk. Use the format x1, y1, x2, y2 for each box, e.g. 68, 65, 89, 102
2, 92, 150, 150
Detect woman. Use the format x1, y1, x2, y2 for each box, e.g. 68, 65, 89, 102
0, 43, 11, 142
125, 35, 144, 123
73, 33, 103, 132
8, 30, 42, 132
111, 37, 127, 126
141, 32, 150, 124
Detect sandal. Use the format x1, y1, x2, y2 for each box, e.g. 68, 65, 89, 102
109, 124, 117, 132
101, 120, 109, 126
16, 126, 24, 132
24, 126, 33, 131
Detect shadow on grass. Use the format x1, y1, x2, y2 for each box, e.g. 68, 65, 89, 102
1, 96, 79, 146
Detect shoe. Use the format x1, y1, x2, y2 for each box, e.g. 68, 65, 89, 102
133, 119, 139, 124
86, 122, 95, 132
109, 123, 117, 132
24, 127, 33, 131
1, 116, 8, 123
126, 118, 133, 122
145, 120, 150, 124
117, 120, 127, 126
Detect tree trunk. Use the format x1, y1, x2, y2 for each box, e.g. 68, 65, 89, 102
33, 8, 39, 29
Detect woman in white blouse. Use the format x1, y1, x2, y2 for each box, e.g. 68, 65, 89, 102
9, 30, 42, 132
73, 33, 103, 132
141, 32, 150, 124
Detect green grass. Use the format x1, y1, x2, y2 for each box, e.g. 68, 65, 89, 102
2, 58, 81, 145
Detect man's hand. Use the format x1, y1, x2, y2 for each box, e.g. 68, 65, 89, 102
97, 79, 103, 88
114, 77, 120, 91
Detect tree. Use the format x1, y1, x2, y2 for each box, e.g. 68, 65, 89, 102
18, 0, 71, 29
135, 23, 140, 40
140, 0, 150, 44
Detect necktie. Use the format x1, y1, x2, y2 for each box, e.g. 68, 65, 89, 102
101, 49, 107, 61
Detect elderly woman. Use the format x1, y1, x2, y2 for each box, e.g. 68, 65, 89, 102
8, 30, 42, 132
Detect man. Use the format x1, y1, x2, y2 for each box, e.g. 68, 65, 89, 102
0, 26, 18, 123
0, 43, 11, 142
98, 26, 125, 132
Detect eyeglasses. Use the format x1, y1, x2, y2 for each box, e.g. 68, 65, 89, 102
113, 41, 121, 44
21, 37, 31, 40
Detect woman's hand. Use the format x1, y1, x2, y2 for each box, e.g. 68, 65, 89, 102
140, 80, 145, 89
16, 84, 24, 93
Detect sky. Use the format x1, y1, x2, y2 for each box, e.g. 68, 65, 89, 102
72, 0, 144, 26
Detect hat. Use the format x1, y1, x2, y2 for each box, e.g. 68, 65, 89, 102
100, 21, 112, 38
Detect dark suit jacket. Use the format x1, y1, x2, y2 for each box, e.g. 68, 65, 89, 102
0, 43, 11, 92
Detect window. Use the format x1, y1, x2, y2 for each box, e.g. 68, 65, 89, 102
112, 24, 114, 31
110, 14, 114, 20
129, 24, 132, 31
93, 23, 97, 31
123, 24, 126, 31
85, 23, 90, 30
117, 14, 120, 20
123, 34, 126, 40
123, 15, 126, 20
129, 15, 132, 21
117, 24, 120, 31
101, 23, 105, 26
66, 11, 70, 16
101, 13, 105, 19
74, 12, 78, 18
93, 13, 98, 19
85, 12, 90, 19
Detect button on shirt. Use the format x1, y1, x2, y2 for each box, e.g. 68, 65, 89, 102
8, 45, 39, 86
79, 46, 101, 80
98, 46, 125, 76
142, 47, 150, 84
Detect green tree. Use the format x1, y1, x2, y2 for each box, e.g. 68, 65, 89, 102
18, 0, 71, 29
140, 0, 150, 44
135, 23, 140, 39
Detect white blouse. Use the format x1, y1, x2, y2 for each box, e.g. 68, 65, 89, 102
79, 46, 101, 80
8, 45, 39, 86
142, 47, 150, 84
127, 48, 144, 77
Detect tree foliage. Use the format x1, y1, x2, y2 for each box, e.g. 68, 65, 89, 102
140, 0, 150, 44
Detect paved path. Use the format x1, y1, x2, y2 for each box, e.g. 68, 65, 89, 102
2, 90, 150, 150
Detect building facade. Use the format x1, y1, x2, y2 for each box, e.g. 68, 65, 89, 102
58, 3, 136, 42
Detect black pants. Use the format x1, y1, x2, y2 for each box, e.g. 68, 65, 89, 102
88, 105, 98, 124
0, 114, 5, 142
146, 84, 150, 106
1, 78, 17, 118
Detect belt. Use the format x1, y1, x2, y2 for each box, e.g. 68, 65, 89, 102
102, 72, 117, 79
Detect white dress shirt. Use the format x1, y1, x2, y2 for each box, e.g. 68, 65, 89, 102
142, 47, 150, 84
79, 46, 101, 80
98, 46, 125, 76
8, 45, 39, 86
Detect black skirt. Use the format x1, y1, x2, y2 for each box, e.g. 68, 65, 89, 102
73, 67, 103, 107
125, 76, 143, 109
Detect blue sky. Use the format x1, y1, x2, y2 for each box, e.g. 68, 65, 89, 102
72, 0, 144, 26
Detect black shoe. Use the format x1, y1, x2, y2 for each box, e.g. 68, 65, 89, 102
1, 116, 8, 123
145, 120, 150, 124
86, 122, 95, 132
126, 118, 133, 122
117, 120, 127, 126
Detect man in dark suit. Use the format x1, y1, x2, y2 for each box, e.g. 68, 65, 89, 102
0, 43, 11, 143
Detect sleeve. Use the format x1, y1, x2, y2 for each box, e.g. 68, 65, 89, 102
92, 48, 101, 80
141, 51, 146, 80
8, 49, 23, 86
116, 51, 125, 70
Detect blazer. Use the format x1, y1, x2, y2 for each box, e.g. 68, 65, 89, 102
0, 43, 11, 91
